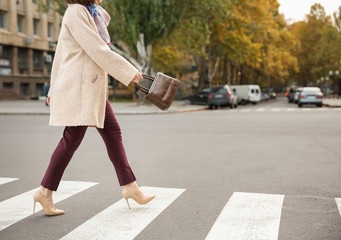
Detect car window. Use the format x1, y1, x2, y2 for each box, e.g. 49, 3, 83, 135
212, 87, 226, 94
251, 89, 255, 93
303, 90, 320, 95
302, 88, 321, 94
256, 89, 259, 93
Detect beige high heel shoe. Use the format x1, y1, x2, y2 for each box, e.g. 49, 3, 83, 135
122, 188, 155, 209
33, 190, 64, 216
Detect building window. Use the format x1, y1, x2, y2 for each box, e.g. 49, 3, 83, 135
3, 82, 13, 89
48, 22, 53, 39
33, 18, 40, 36
18, 48, 28, 71
33, 50, 42, 70
46, 52, 54, 72
20, 83, 29, 96
2, 45, 12, 59
36, 83, 44, 96
17, 15, 25, 33
0, 10, 8, 29
0, 45, 12, 75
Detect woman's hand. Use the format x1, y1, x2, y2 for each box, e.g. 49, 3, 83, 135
132, 73, 143, 84
46, 97, 50, 106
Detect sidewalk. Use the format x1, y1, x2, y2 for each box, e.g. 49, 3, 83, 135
0, 100, 206, 115
322, 98, 341, 108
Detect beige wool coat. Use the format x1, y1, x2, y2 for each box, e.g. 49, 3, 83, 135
48, 4, 138, 128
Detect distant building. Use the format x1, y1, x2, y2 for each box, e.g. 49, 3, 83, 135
0, 0, 61, 99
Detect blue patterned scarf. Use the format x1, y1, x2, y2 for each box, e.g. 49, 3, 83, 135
85, 4, 111, 45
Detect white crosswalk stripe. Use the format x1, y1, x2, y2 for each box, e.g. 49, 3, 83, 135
206, 192, 284, 240
61, 186, 185, 240
0, 177, 19, 185
336, 198, 341, 218
0, 180, 98, 231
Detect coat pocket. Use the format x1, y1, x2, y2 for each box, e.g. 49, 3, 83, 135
81, 75, 104, 116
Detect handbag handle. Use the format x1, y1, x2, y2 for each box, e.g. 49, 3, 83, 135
135, 74, 155, 95
142, 74, 155, 81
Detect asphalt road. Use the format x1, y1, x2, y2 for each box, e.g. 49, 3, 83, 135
1, 97, 341, 240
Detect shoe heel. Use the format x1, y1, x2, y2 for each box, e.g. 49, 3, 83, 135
124, 198, 131, 210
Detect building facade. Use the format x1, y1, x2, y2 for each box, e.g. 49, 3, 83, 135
0, 0, 61, 99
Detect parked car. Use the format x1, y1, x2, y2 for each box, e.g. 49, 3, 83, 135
261, 93, 270, 101
293, 87, 303, 103
208, 85, 238, 109
297, 87, 323, 107
231, 85, 261, 104
269, 92, 277, 99
287, 87, 301, 103
188, 88, 210, 105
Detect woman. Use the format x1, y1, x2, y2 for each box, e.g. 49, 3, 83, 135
33, 0, 155, 215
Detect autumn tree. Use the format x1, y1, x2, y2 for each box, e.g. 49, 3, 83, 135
289, 4, 341, 86
334, 6, 341, 34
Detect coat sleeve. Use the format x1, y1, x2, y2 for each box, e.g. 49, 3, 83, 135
64, 5, 138, 86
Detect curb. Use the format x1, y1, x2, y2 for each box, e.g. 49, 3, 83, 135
322, 104, 341, 108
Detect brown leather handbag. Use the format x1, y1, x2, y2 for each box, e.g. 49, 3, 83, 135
136, 72, 180, 111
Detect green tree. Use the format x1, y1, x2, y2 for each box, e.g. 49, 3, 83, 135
105, 0, 184, 74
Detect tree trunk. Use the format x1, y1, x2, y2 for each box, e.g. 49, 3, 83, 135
239, 65, 244, 85
208, 57, 220, 86
198, 57, 208, 91
222, 56, 228, 85
136, 33, 152, 74
136, 33, 153, 104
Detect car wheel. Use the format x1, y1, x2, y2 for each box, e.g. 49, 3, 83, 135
209, 104, 213, 109
317, 104, 322, 108
298, 104, 302, 108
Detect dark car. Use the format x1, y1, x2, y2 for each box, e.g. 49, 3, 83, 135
188, 88, 210, 105
288, 87, 298, 103
208, 85, 238, 109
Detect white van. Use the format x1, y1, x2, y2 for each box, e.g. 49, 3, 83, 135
231, 85, 261, 104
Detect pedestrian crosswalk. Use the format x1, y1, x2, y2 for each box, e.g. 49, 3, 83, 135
1, 177, 341, 240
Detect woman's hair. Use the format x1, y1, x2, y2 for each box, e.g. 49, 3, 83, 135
64, 0, 99, 4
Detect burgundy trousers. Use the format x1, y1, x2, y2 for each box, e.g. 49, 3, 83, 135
41, 100, 136, 191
